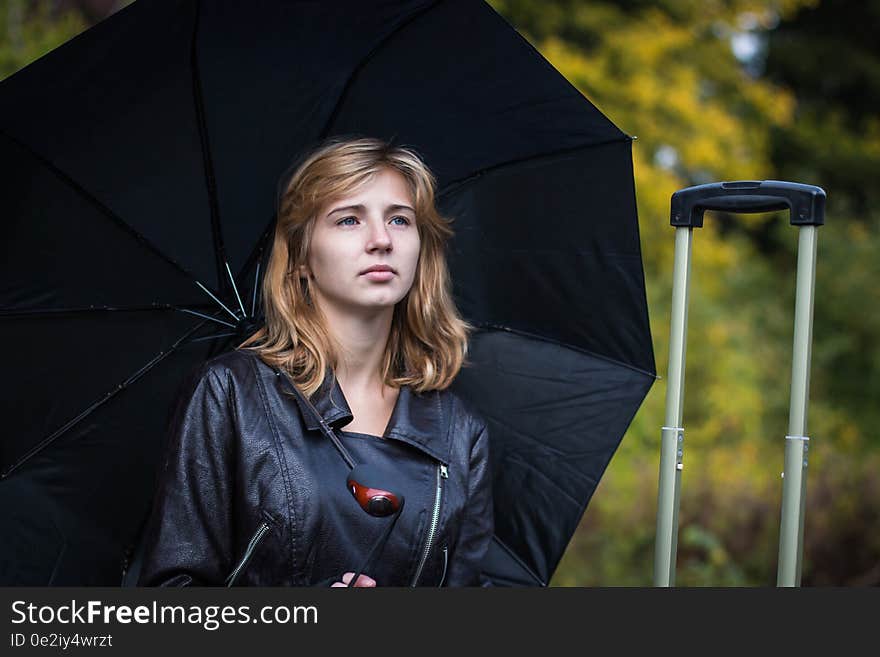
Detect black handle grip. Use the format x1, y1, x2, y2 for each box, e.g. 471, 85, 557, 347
670, 180, 825, 228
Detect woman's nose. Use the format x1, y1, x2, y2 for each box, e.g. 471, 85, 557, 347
366, 220, 392, 251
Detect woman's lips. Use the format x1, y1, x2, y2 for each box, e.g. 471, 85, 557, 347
361, 270, 395, 281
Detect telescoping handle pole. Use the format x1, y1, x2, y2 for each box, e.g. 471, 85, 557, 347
654, 180, 825, 587
653, 225, 691, 587
777, 223, 819, 586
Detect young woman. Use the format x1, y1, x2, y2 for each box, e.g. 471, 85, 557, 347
137, 136, 493, 587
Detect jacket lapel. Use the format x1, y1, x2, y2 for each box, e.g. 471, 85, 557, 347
284, 366, 451, 465
383, 385, 450, 464
296, 369, 354, 430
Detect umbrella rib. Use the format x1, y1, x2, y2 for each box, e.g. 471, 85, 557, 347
224, 218, 272, 322
251, 259, 261, 317
225, 261, 247, 318
437, 137, 634, 200
0, 304, 211, 318
186, 331, 237, 344
237, 223, 273, 316
0, 304, 238, 331
490, 535, 546, 586
0, 319, 210, 480
190, 0, 230, 300
318, 0, 446, 138
0, 128, 197, 284
194, 281, 240, 323
175, 307, 236, 329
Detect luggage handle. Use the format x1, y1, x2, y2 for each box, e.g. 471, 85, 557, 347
670, 180, 825, 228
656, 177, 826, 587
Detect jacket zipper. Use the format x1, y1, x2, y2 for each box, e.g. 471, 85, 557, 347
225, 521, 270, 587
410, 463, 447, 586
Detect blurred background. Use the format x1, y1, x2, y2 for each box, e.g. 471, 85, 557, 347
2, 0, 877, 586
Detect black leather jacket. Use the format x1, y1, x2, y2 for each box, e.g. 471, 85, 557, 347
136, 349, 493, 587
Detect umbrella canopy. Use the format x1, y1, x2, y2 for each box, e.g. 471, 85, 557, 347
0, 0, 655, 586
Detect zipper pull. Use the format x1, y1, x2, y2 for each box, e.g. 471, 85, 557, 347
440, 464, 448, 479
438, 545, 449, 587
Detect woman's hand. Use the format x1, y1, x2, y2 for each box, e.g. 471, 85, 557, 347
331, 572, 377, 587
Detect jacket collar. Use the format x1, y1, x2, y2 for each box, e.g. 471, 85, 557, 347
282, 367, 451, 465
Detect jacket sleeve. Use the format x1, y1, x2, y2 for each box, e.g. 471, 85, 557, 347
445, 419, 494, 587
137, 365, 235, 586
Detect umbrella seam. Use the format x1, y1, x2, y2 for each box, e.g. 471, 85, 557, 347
504, 452, 590, 508
0, 128, 197, 283
485, 0, 631, 141
0, 319, 210, 479
562, 380, 651, 579
490, 535, 545, 586
437, 137, 633, 199
472, 323, 659, 380
0, 125, 249, 328
318, 0, 446, 139
487, 414, 572, 461
46, 538, 67, 587
0, 304, 215, 318
190, 0, 230, 298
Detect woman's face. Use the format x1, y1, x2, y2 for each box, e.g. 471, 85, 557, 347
302, 167, 421, 316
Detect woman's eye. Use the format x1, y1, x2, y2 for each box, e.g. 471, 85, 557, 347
336, 215, 410, 226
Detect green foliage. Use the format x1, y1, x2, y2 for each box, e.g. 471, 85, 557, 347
765, 0, 880, 449
0, 1, 87, 81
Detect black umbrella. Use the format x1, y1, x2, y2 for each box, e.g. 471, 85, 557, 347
0, 0, 655, 586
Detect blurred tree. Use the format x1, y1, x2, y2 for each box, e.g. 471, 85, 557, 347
1, 0, 127, 82
766, 0, 880, 215
762, 0, 880, 585
764, 0, 880, 440
1, 1, 87, 80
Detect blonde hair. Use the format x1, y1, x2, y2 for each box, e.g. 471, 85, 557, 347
237, 135, 473, 397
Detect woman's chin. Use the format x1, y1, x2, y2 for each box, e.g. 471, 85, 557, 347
335, 295, 405, 314
360, 297, 404, 311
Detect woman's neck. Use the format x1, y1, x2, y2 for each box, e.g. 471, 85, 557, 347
319, 301, 394, 397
